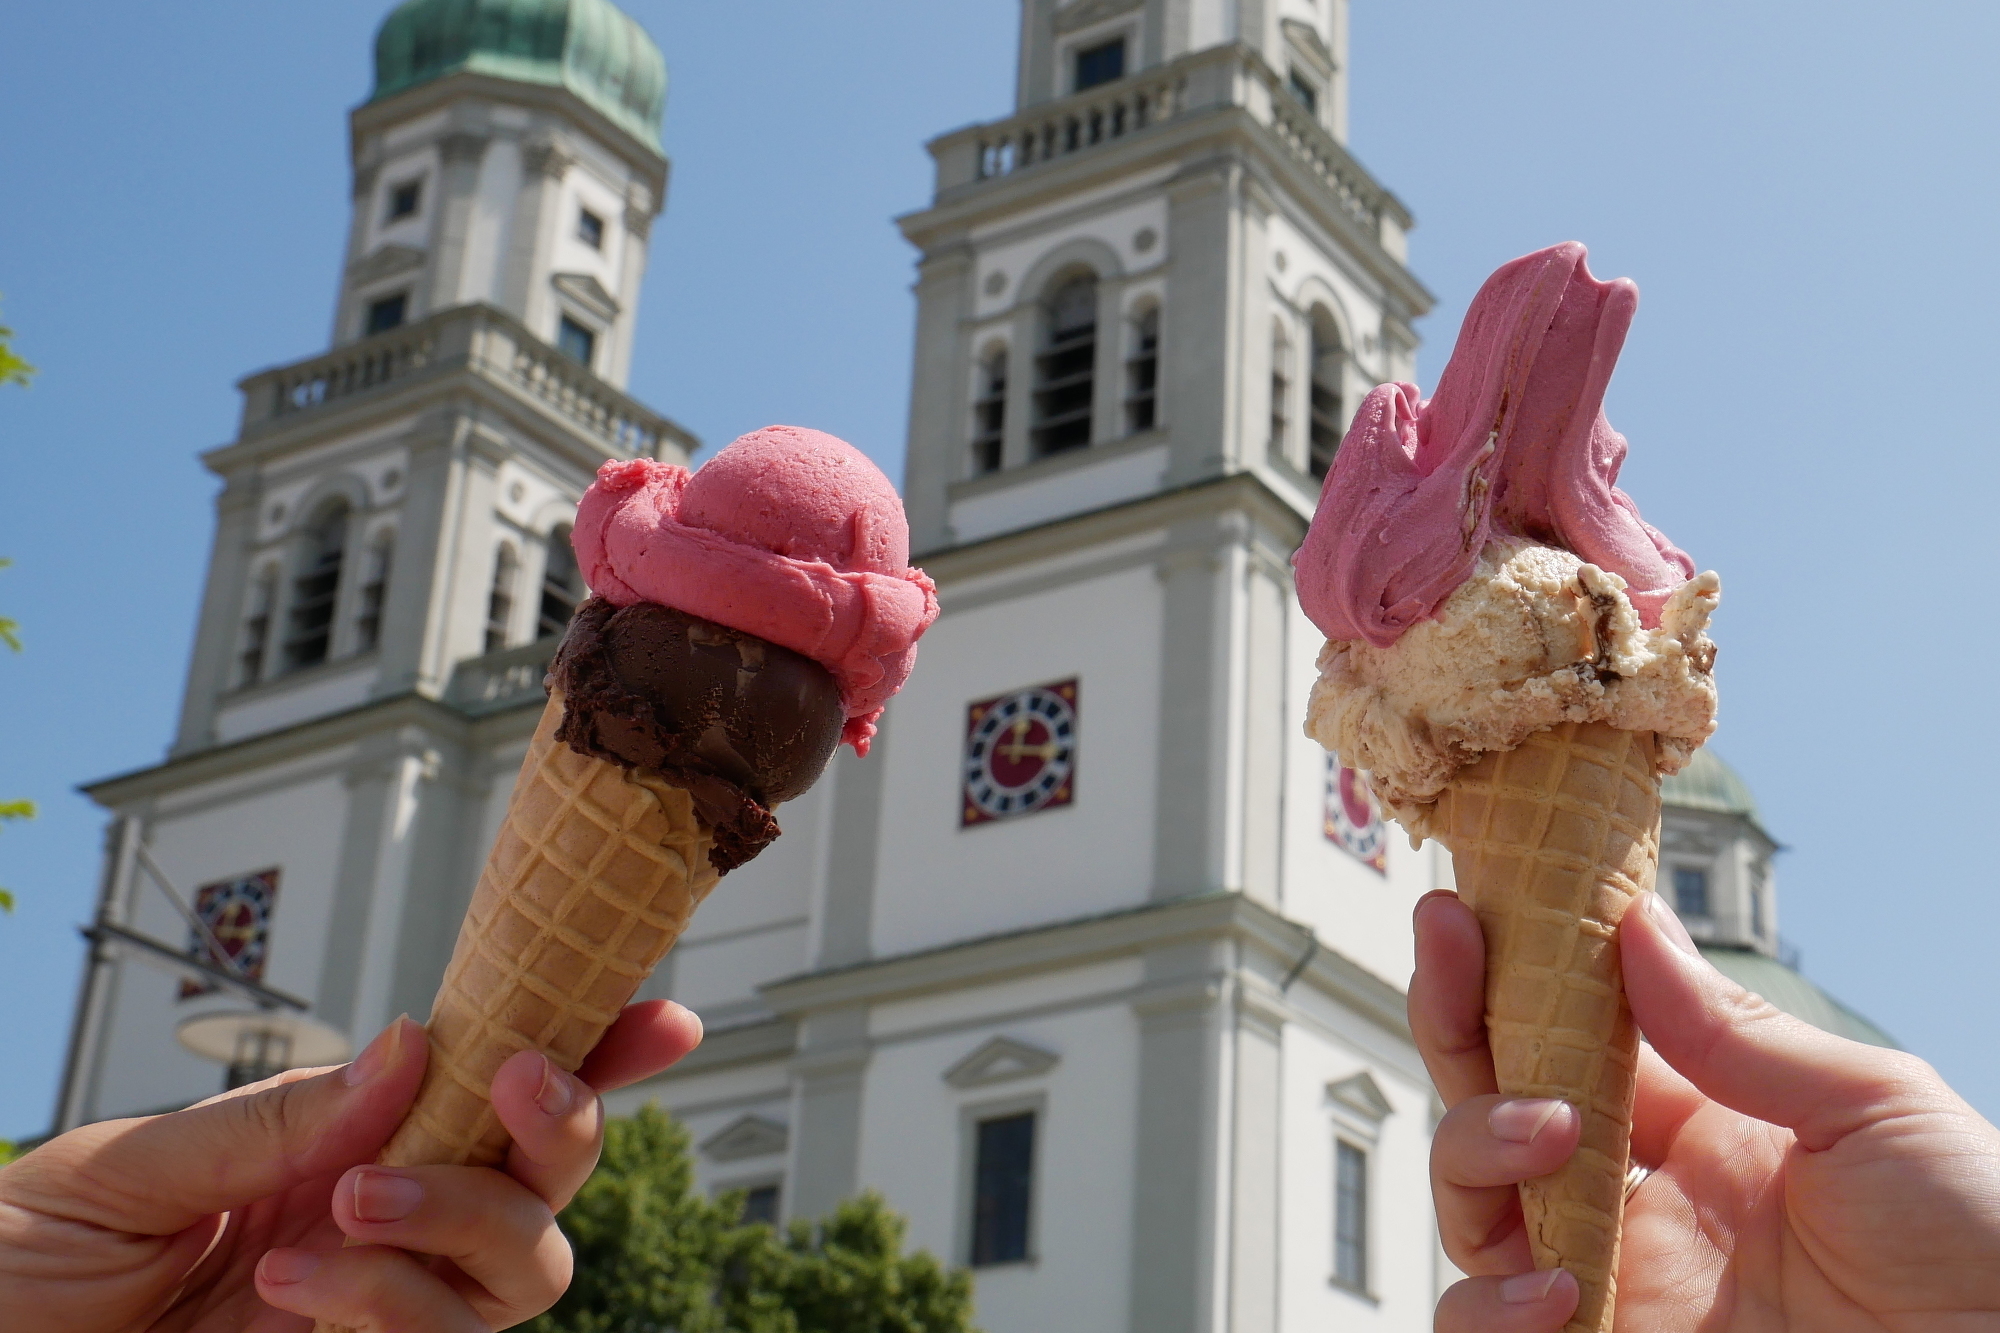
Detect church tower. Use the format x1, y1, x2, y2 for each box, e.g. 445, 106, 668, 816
58, 0, 693, 1130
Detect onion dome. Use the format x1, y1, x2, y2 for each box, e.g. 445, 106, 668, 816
371, 0, 666, 154
1661, 747, 1760, 821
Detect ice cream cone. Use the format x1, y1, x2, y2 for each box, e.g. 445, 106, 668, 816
315, 691, 718, 1333
1431, 720, 1661, 1333
388, 690, 719, 1169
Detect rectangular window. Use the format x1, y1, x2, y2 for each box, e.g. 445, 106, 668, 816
1125, 310, 1159, 434
386, 179, 422, 221
1673, 866, 1711, 918
577, 208, 605, 249
970, 1111, 1034, 1266
1074, 37, 1126, 92
1288, 70, 1320, 115
972, 354, 1007, 475
1334, 1139, 1368, 1291
558, 316, 596, 367
365, 293, 408, 336
741, 1184, 780, 1227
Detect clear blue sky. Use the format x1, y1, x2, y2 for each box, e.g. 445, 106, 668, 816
3, 0, 1997, 1141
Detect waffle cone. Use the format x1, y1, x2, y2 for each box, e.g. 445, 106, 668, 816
1432, 720, 1661, 1333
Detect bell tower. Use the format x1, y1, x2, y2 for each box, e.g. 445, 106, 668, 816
59, 0, 694, 1131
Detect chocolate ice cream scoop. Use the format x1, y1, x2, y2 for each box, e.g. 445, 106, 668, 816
549, 597, 845, 870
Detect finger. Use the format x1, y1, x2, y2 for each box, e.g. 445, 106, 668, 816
1432, 1095, 1580, 1274
1409, 890, 1499, 1106
1624, 893, 1957, 1151
492, 1050, 606, 1212
3, 1017, 425, 1236
1434, 1269, 1580, 1332
575, 999, 704, 1092
1629, 1038, 1707, 1168
255, 1244, 486, 1331
331, 1163, 570, 1323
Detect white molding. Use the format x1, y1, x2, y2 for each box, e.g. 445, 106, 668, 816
943, 1035, 1061, 1089
347, 244, 427, 285
701, 1113, 791, 1162
551, 272, 621, 322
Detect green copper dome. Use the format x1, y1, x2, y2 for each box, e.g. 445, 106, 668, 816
1661, 747, 1760, 821
372, 0, 666, 154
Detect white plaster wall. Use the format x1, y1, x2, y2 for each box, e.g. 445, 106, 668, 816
973, 187, 1171, 321
859, 996, 1139, 1333
1276, 1023, 1438, 1331
367, 144, 442, 255
604, 1064, 795, 1201
92, 771, 351, 1119
1278, 601, 1437, 988
871, 564, 1163, 957
462, 136, 523, 305
215, 661, 378, 743
1266, 211, 1395, 384
949, 443, 1168, 543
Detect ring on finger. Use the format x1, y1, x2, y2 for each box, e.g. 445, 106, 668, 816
1624, 1163, 1651, 1201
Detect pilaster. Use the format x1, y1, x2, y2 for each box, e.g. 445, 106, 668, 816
171, 468, 263, 757
1226, 973, 1286, 1331
427, 131, 492, 313
1127, 949, 1222, 1333
814, 713, 893, 969
787, 1004, 872, 1220
1152, 529, 1233, 899
370, 417, 459, 699
902, 243, 975, 554
1162, 160, 1237, 486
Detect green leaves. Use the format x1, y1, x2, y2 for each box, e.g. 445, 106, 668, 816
527, 1106, 978, 1333
0, 297, 34, 390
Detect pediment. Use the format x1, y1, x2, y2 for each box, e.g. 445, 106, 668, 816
700, 1114, 789, 1162
943, 1036, 1060, 1089
1281, 19, 1337, 77
1327, 1071, 1392, 1123
552, 272, 621, 321
348, 243, 427, 285
1055, 0, 1142, 36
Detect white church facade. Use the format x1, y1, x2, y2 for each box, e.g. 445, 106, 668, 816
54, 3, 1889, 1331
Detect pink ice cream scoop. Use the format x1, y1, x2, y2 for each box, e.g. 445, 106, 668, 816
573, 425, 940, 754
1294, 242, 1695, 648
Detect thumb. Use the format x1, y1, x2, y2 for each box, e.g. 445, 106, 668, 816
16, 1016, 426, 1236
1623, 893, 1948, 1151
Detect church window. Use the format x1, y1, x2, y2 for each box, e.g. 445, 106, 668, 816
1074, 37, 1126, 92
354, 533, 393, 654
283, 502, 349, 671
972, 348, 1007, 475
1334, 1139, 1369, 1290
1269, 320, 1293, 461
538, 525, 582, 639
1673, 865, 1711, 918
238, 567, 278, 687
386, 179, 422, 222
970, 1111, 1035, 1266
1288, 70, 1320, 116
558, 316, 596, 368
485, 544, 519, 653
1033, 274, 1097, 456
366, 293, 408, 336
577, 208, 605, 249
1125, 306, 1159, 434
741, 1183, 780, 1227
1309, 311, 1346, 480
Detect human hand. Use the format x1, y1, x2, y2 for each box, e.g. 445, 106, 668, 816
0, 999, 702, 1331
1413, 887, 2000, 1330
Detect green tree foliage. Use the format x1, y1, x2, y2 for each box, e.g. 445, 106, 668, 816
527, 1106, 978, 1333
0, 558, 29, 913
0, 297, 33, 389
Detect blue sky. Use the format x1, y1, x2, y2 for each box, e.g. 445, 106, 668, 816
3, 0, 1997, 1140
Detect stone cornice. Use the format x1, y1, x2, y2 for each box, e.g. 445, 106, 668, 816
758, 891, 1410, 1044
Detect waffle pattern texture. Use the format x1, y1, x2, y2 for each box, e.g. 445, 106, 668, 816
1434, 720, 1661, 1333
316, 695, 720, 1333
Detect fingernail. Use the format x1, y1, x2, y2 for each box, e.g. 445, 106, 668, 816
1499, 1268, 1570, 1304
535, 1054, 576, 1116
352, 1168, 424, 1223
341, 1016, 408, 1087
1488, 1098, 1572, 1144
259, 1248, 322, 1285
1648, 891, 1700, 957
1412, 888, 1458, 925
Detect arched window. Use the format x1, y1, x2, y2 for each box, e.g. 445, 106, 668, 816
1125, 305, 1159, 434
485, 544, 519, 653
1309, 311, 1347, 480
1033, 273, 1097, 456
1268, 319, 1293, 462
283, 501, 349, 670
354, 532, 394, 653
971, 347, 1007, 475
538, 525, 582, 639
238, 566, 278, 686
